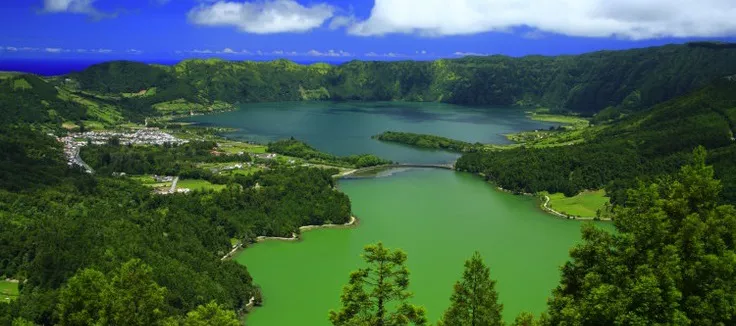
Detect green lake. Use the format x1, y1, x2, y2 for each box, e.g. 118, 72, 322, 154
185, 102, 610, 324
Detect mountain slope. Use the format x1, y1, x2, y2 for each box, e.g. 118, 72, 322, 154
456, 77, 736, 203
67, 43, 736, 115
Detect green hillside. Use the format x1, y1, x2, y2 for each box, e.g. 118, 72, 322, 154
66, 43, 736, 115
456, 77, 736, 203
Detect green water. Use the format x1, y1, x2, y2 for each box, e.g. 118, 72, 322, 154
236, 169, 609, 324
187, 102, 606, 324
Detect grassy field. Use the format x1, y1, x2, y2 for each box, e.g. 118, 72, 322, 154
219, 167, 262, 176
0, 280, 19, 302
529, 113, 589, 127
545, 189, 609, 217
177, 179, 226, 191
130, 175, 172, 188
218, 141, 267, 154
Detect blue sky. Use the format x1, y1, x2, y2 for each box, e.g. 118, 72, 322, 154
1, 0, 736, 62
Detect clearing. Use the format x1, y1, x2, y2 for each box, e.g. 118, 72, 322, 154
545, 189, 609, 218
0, 280, 19, 302
177, 179, 226, 191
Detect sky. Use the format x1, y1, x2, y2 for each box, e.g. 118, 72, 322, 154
1, 0, 736, 63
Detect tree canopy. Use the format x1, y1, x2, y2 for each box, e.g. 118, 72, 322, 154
329, 243, 427, 326
439, 252, 503, 326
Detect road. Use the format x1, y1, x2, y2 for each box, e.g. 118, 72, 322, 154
169, 176, 179, 193
73, 147, 94, 174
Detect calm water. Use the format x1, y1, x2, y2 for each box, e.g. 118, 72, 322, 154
237, 169, 608, 324
186, 102, 606, 324
185, 102, 556, 164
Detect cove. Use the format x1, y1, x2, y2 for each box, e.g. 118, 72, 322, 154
236, 169, 611, 324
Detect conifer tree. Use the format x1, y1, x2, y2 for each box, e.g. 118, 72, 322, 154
440, 251, 503, 326
329, 242, 427, 326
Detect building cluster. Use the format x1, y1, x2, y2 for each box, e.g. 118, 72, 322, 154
70, 129, 188, 146
59, 129, 187, 173
254, 153, 277, 160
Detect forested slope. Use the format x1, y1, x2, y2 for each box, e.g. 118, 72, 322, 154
0, 126, 351, 324
456, 77, 736, 203
68, 43, 736, 115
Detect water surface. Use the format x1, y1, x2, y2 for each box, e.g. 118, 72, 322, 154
237, 169, 610, 324
185, 102, 556, 164
188, 102, 605, 324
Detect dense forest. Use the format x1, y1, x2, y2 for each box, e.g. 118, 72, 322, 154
0, 126, 351, 324
65, 43, 736, 118
457, 77, 736, 204
374, 131, 481, 153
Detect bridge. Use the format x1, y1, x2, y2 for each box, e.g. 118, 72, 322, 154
339, 163, 455, 178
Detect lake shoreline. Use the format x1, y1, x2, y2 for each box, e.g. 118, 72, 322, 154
469, 172, 612, 221
221, 215, 358, 262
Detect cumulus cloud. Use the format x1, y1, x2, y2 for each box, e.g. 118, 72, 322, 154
306, 49, 352, 57
127, 49, 144, 54
41, 0, 113, 19
328, 15, 355, 30
345, 0, 736, 40
188, 0, 335, 34
45, 48, 64, 53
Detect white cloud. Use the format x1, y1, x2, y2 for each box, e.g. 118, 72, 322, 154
345, 0, 736, 40
45, 48, 63, 53
221, 48, 236, 54
93, 48, 113, 53
523, 30, 546, 40
0, 46, 40, 52
127, 49, 143, 54
306, 49, 352, 57
328, 15, 355, 30
363, 52, 405, 58
453, 51, 487, 56
188, 0, 335, 34
42, 0, 112, 19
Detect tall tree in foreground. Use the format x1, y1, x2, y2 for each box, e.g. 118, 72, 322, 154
547, 147, 736, 325
439, 251, 504, 326
329, 242, 427, 326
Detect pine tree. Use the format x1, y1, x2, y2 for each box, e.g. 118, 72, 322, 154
440, 251, 503, 326
329, 242, 427, 326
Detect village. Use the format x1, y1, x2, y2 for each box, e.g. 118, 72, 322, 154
59, 129, 188, 172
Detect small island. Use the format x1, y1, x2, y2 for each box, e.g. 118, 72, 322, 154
373, 131, 481, 153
